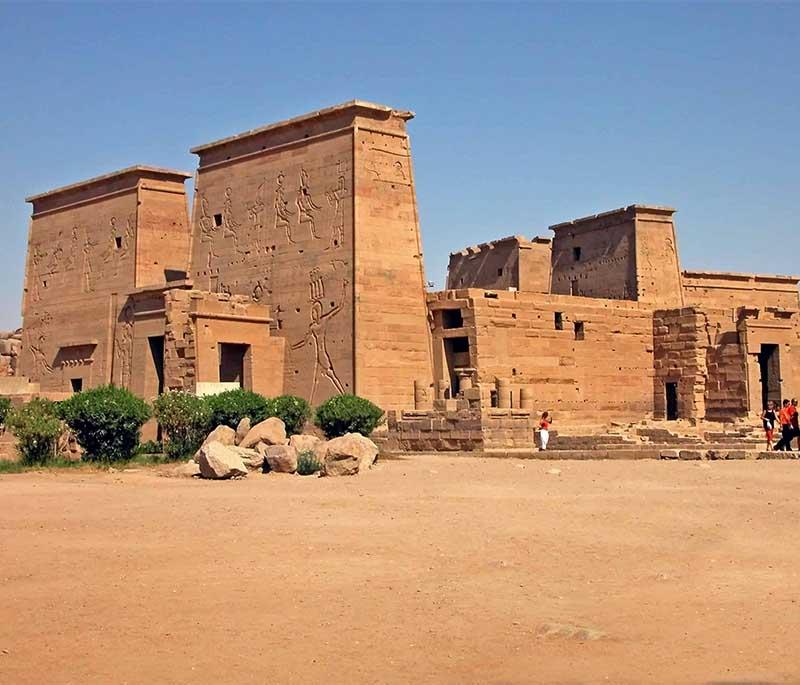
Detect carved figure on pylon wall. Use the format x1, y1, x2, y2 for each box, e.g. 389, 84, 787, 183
296, 168, 322, 240
291, 268, 348, 403
114, 305, 134, 389
198, 194, 215, 243
325, 161, 346, 250
274, 172, 294, 242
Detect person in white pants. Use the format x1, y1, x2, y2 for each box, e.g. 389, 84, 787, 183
539, 411, 552, 451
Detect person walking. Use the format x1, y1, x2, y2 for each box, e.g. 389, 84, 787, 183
774, 399, 794, 451
761, 401, 778, 452
791, 398, 800, 450
538, 411, 552, 451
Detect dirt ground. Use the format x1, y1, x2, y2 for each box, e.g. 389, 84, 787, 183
1, 456, 798, 685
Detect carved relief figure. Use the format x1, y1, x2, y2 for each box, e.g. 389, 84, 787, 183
274, 172, 294, 242
291, 271, 348, 402
309, 267, 325, 301
48, 231, 64, 274
114, 304, 134, 388
30, 333, 54, 377
252, 280, 264, 303
325, 161, 346, 250
66, 226, 80, 269
29, 245, 47, 303
82, 228, 97, 293
120, 214, 135, 259
198, 194, 215, 242
296, 168, 322, 240
101, 216, 122, 277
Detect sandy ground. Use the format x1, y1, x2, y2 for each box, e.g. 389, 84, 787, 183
1, 456, 799, 685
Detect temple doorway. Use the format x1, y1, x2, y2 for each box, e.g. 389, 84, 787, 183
758, 343, 781, 409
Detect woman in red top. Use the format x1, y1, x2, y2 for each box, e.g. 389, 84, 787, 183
538, 411, 552, 451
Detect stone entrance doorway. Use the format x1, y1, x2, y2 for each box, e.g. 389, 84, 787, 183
665, 382, 678, 420
758, 343, 781, 409
219, 343, 249, 388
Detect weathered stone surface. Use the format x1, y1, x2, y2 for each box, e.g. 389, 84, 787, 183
264, 444, 297, 473
174, 460, 201, 477
318, 433, 379, 476
231, 445, 264, 470
235, 417, 251, 445
57, 430, 83, 461
197, 441, 248, 479
660, 449, 680, 460
240, 418, 287, 449
537, 622, 606, 641
195, 425, 236, 461
679, 449, 703, 460
289, 433, 322, 454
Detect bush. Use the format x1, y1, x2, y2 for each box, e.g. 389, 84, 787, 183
57, 385, 150, 462
314, 394, 384, 438
0, 396, 11, 427
153, 391, 210, 460
203, 389, 270, 430
135, 440, 163, 456
296, 449, 321, 476
265, 395, 311, 436
6, 398, 63, 464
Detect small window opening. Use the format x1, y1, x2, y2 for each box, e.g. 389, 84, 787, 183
442, 309, 464, 329
574, 321, 585, 340
497, 268, 503, 277
42, 279, 48, 288
555, 312, 564, 330
115, 236, 122, 249
570, 279, 579, 296
573, 246, 582, 261
213, 213, 223, 227
70, 378, 83, 392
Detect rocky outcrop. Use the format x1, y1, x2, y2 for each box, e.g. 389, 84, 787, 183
319, 433, 379, 477
240, 418, 287, 449
197, 441, 248, 479
264, 444, 298, 473
289, 433, 322, 453
235, 417, 251, 445
231, 445, 264, 470
195, 425, 237, 461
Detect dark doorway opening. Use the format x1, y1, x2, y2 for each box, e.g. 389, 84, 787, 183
70, 378, 83, 393
665, 382, 678, 420
443, 336, 470, 398
148, 336, 165, 395
219, 343, 249, 387
758, 343, 781, 409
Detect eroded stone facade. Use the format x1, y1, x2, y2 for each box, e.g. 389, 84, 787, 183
13, 100, 799, 439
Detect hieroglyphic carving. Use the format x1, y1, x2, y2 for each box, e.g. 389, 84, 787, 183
325, 161, 346, 250
66, 226, 80, 269
291, 266, 348, 402
296, 168, 322, 240
29, 245, 48, 303
101, 216, 122, 277
247, 180, 267, 254
114, 304, 134, 388
198, 193, 215, 243
30, 333, 54, 376
120, 213, 135, 259
81, 227, 97, 293
48, 231, 64, 274
274, 172, 294, 242
222, 187, 242, 250
252, 280, 264, 303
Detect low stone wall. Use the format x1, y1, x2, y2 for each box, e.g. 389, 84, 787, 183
384, 408, 536, 452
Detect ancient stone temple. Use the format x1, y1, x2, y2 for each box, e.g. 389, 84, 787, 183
11, 99, 800, 447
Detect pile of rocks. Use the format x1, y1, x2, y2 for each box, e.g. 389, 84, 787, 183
0, 329, 22, 376
188, 416, 379, 480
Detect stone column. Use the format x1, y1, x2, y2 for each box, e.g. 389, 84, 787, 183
496, 378, 512, 409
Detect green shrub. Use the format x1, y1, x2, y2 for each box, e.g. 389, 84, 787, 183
0, 396, 11, 426
6, 398, 63, 464
57, 385, 150, 462
203, 389, 270, 430
152, 391, 210, 460
135, 440, 164, 456
265, 395, 311, 436
296, 449, 321, 476
314, 394, 384, 438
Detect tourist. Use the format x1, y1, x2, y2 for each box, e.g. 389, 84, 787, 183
538, 411, 552, 451
761, 401, 778, 451
792, 398, 800, 449
774, 399, 794, 451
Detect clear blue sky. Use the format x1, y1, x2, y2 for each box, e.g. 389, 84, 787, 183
1, 2, 797, 330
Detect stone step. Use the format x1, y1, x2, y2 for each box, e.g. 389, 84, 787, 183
382, 448, 800, 461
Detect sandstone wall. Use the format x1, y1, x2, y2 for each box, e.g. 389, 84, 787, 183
189, 101, 432, 411
19, 167, 191, 394
429, 289, 655, 424
447, 236, 551, 292
550, 205, 683, 307
682, 271, 800, 310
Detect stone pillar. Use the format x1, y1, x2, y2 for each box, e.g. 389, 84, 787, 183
414, 379, 433, 410
496, 378, 512, 409
520, 386, 534, 410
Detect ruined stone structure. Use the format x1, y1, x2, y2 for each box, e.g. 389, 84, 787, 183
12, 100, 799, 447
